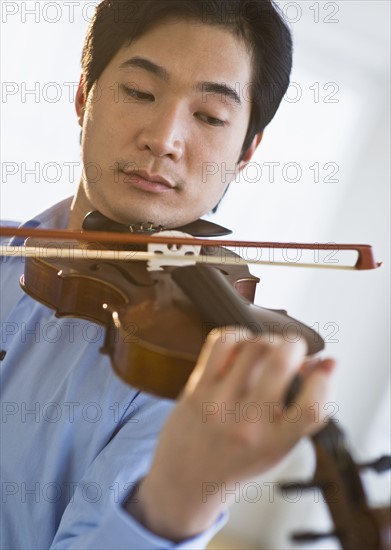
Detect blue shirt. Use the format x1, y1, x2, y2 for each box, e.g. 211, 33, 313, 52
0, 198, 225, 549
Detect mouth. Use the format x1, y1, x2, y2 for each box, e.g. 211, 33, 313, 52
122, 169, 175, 193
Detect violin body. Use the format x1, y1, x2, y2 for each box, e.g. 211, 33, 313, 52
4, 225, 388, 548
20, 236, 324, 398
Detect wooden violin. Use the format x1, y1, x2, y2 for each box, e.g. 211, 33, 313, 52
2, 209, 381, 397
0, 215, 389, 548
2, 220, 326, 398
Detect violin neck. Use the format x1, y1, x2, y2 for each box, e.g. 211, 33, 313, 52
172, 264, 256, 328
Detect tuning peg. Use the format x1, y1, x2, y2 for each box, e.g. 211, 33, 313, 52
359, 455, 391, 473
291, 531, 338, 542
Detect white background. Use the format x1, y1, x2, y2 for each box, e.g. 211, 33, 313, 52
1, 1, 390, 548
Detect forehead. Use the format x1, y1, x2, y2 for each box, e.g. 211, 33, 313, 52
107, 18, 253, 88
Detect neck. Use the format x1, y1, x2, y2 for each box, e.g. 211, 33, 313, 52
68, 182, 94, 230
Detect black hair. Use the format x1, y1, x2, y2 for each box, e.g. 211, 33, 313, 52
82, 0, 292, 161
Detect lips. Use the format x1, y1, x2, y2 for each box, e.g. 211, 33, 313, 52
122, 169, 175, 192
124, 170, 175, 189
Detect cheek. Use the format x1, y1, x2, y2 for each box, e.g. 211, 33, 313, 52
194, 144, 241, 195
84, 88, 122, 137
196, 176, 230, 213
191, 140, 227, 185
82, 112, 116, 169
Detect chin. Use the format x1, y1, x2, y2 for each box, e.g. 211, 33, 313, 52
102, 204, 164, 226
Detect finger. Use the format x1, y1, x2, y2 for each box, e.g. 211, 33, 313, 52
248, 338, 307, 405
215, 338, 274, 400
186, 326, 246, 391
217, 335, 297, 399
282, 357, 336, 438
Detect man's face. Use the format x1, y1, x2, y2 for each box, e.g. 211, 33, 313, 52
77, 18, 256, 227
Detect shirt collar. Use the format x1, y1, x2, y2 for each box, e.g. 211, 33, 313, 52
9, 196, 73, 246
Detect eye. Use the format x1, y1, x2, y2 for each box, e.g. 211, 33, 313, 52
196, 113, 227, 127
122, 86, 154, 101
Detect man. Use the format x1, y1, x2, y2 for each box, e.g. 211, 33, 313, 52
1, 1, 334, 548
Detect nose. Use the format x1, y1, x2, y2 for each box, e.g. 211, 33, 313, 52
136, 103, 185, 161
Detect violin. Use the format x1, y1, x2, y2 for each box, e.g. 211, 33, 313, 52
2, 211, 380, 396
286, 420, 391, 548
0, 214, 389, 548
18, 244, 324, 398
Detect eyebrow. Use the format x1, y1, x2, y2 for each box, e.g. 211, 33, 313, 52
119, 56, 170, 81
119, 56, 242, 107
196, 82, 241, 106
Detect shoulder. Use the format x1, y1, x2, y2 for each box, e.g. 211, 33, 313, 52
0, 220, 21, 241
1, 220, 21, 226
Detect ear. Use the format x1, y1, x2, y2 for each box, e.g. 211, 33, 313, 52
75, 75, 86, 127
237, 131, 263, 171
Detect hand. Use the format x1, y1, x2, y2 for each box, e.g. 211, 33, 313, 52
126, 328, 335, 541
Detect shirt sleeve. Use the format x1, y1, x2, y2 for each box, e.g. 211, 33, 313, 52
49, 392, 227, 549
56, 496, 227, 550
